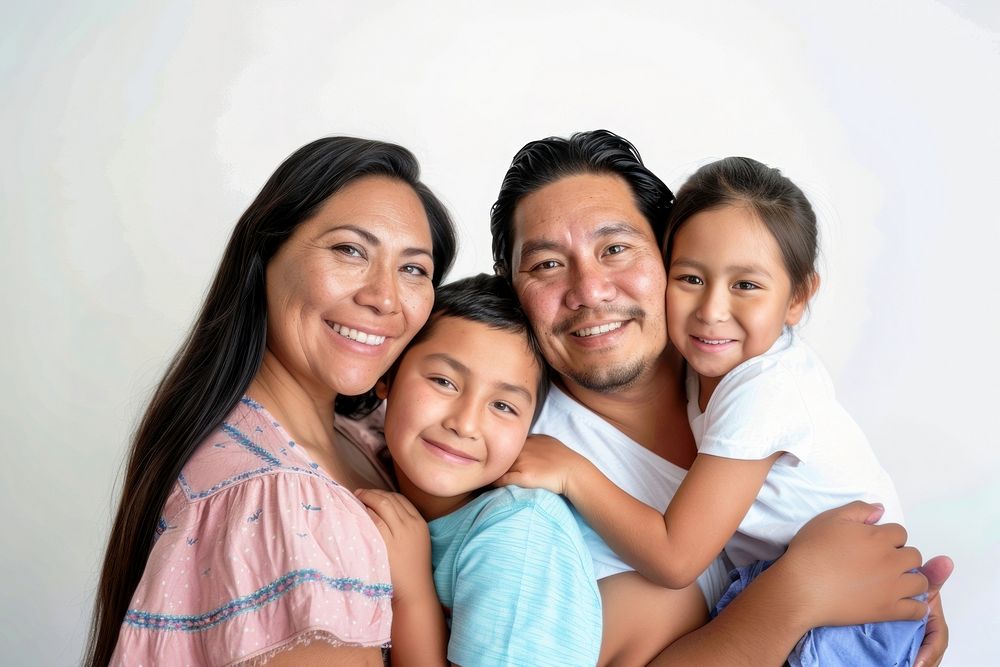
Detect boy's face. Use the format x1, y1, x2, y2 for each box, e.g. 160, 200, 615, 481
383, 315, 541, 512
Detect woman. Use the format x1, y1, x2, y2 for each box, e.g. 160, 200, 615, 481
87, 137, 457, 666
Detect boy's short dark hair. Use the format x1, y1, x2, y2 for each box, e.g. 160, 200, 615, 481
408, 273, 550, 423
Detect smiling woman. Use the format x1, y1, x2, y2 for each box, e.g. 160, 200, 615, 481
86, 138, 456, 666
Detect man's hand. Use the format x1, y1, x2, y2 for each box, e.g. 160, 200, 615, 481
496, 434, 587, 496
915, 555, 953, 667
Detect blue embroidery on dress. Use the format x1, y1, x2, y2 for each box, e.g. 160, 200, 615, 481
187, 537, 198, 546
247, 509, 263, 523
241, 396, 264, 411
302, 503, 322, 511
123, 569, 393, 633
221, 423, 282, 467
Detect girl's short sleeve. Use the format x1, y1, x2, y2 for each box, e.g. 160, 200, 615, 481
111, 471, 392, 666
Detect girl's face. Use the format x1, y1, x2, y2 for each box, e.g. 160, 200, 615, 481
666, 204, 810, 385
383, 316, 541, 518
264, 176, 436, 399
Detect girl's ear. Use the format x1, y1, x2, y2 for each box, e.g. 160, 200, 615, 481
786, 272, 820, 326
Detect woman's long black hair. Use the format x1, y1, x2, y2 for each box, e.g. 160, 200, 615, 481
86, 137, 457, 666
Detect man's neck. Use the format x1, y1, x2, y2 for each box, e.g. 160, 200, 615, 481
557, 346, 697, 469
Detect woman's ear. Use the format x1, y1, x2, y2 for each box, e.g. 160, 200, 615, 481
786, 272, 820, 326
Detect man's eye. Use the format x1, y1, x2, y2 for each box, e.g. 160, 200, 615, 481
530, 260, 561, 271
733, 281, 759, 290
605, 244, 626, 255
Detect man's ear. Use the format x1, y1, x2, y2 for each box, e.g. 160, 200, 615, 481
786, 272, 820, 326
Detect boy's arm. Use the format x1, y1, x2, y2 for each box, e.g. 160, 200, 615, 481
500, 435, 778, 588
356, 489, 447, 667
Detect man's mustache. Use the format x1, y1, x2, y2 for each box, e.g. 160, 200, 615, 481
552, 306, 646, 336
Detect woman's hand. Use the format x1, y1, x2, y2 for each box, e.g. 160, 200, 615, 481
496, 434, 587, 496
355, 489, 433, 602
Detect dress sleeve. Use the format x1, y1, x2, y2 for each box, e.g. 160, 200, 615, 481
699, 363, 815, 464
112, 471, 393, 666
447, 490, 603, 667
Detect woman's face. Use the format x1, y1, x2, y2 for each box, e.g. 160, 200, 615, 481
265, 175, 437, 399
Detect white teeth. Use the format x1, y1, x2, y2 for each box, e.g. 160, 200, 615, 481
697, 337, 732, 345
331, 323, 385, 346
573, 322, 624, 337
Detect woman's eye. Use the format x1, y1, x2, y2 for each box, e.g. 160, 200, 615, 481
401, 264, 430, 277
733, 281, 758, 290
333, 244, 364, 258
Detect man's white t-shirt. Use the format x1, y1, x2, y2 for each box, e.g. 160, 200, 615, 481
688, 328, 904, 568
532, 384, 731, 608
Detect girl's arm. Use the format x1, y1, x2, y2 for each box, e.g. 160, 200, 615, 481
356, 489, 447, 667
500, 434, 779, 588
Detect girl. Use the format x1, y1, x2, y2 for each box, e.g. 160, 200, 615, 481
503, 156, 926, 666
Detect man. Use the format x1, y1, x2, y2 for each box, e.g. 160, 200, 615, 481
489, 130, 949, 665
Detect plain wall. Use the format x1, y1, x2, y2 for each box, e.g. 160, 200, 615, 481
2, 1, 997, 662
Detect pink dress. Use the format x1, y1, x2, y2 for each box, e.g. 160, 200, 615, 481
111, 397, 393, 666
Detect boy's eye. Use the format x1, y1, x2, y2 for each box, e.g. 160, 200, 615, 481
733, 281, 759, 290
430, 376, 456, 390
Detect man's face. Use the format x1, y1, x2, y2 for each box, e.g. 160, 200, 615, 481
510, 173, 668, 393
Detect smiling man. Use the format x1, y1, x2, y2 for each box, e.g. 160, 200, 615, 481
489, 130, 949, 665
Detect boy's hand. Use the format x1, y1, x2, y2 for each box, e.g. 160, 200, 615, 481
496, 434, 587, 497
355, 489, 433, 603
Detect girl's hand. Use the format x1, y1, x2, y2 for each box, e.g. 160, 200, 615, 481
355, 489, 432, 603
496, 434, 587, 496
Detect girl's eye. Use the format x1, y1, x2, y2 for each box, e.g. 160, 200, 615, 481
733, 281, 759, 290
677, 275, 703, 285
492, 400, 518, 415
401, 264, 430, 277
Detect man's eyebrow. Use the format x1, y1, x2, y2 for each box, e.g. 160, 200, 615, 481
325, 224, 434, 260
591, 222, 647, 241
426, 353, 534, 403
518, 221, 646, 260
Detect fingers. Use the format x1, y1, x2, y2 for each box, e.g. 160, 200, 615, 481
919, 555, 954, 601
355, 489, 421, 534
914, 584, 948, 667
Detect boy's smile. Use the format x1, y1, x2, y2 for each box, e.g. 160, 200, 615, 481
383, 315, 541, 519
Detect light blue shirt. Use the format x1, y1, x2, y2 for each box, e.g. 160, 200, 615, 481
429, 486, 603, 666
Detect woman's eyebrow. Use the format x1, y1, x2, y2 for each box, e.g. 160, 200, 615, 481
326, 224, 433, 259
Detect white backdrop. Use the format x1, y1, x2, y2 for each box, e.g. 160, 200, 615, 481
2, 1, 997, 663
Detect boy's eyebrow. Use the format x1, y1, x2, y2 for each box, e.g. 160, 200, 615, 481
425, 353, 534, 403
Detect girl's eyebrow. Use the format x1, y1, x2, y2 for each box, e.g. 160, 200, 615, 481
671, 257, 773, 278
425, 353, 534, 403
